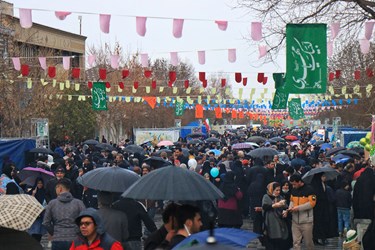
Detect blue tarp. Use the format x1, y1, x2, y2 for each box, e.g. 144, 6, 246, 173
341, 131, 368, 147
0, 139, 36, 171
180, 121, 207, 139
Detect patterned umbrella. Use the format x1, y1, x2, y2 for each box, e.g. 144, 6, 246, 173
232, 143, 254, 150
0, 194, 44, 231
346, 141, 364, 149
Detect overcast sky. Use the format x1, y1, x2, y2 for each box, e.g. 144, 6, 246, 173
7, 0, 286, 97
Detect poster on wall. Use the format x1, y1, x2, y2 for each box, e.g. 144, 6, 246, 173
134, 128, 180, 145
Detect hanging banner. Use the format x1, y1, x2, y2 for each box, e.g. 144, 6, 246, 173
272, 73, 288, 109
288, 98, 305, 120
92, 82, 107, 110
285, 24, 327, 94
175, 100, 185, 116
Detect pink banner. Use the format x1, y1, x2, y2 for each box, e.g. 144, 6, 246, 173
173, 19, 184, 38
55, 11, 71, 20
88, 55, 96, 67
110, 55, 119, 69
136, 16, 147, 36
228, 49, 236, 63
63, 56, 70, 70
215, 20, 228, 31
251, 22, 262, 41
258, 45, 267, 58
140, 53, 149, 67
359, 39, 370, 54
100, 14, 111, 34
38, 57, 47, 70
12, 57, 21, 71
330, 23, 340, 40
19, 9, 32, 29
365, 21, 375, 40
170, 52, 179, 66
327, 41, 333, 57
198, 51, 206, 65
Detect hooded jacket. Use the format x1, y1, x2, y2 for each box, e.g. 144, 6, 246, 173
70, 208, 123, 250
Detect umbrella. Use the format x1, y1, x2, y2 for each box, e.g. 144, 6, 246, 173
182, 148, 190, 157
187, 133, 205, 138
143, 156, 171, 169
332, 153, 351, 162
246, 136, 267, 144
95, 143, 116, 151
83, 139, 99, 145
174, 228, 259, 249
290, 140, 301, 146
284, 135, 298, 141
209, 130, 220, 135
320, 143, 333, 151
247, 148, 279, 159
0, 194, 44, 231
325, 147, 346, 157
346, 141, 364, 149
157, 140, 174, 147
270, 137, 286, 142
205, 138, 221, 143
232, 143, 254, 150
29, 148, 54, 155
245, 142, 259, 148
302, 166, 340, 184
122, 165, 224, 201
18, 167, 55, 187
339, 150, 361, 159
350, 147, 364, 155
154, 149, 173, 157
123, 145, 144, 154
207, 149, 222, 156
77, 166, 140, 192
187, 139, 203, 145
336, 157, 351, 164
313, 140, 325, 146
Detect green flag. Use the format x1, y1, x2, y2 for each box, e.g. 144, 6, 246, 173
272, 73, 289, 109
288, 98, 305, 120
92, 82, 107, 110
175, 100, 184, 116
285, 24, 327, 94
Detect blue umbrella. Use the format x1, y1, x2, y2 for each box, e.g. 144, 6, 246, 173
332, 153, 351, 162
336, 157, 351, 164
320, 143, 333, 151
173, 228, 259, 249
208, 149, 222, 156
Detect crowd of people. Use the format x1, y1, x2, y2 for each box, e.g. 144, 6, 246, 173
1, 126, 375, 250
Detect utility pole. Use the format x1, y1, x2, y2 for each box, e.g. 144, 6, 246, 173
78, 16, 82, 35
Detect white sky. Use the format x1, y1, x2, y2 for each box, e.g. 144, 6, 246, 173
7, 0, 286, 98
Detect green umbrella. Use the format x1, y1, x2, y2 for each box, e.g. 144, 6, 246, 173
346, 141, 364, 149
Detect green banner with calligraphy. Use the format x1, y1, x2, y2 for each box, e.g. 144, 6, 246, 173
288, 98, 305, 120
92, 82, 107, 110
272, 73, 288, 109
285, 24, 327, 94
175, 100, 185, 116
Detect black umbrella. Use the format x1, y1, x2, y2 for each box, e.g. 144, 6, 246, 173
122, 165, 224, 201
205, 138, 221, 143
123, 145, 144, 154
154, 149, 173, 157
143, 156, 170, 169
247, 148, 279, 159
325, 147, 346, 157
270, 137, 286, 142
246, 136, 267, 144
187, 139, 204, 145
313, 140, 325, 146
77, 166, 140, 192
339, 150, 361, 159
83, 139, 99, 145
29, 148, 54, 155
95, 143, 116, 151
302, 166, 339, 184
187, 133, 204, 138
209, 130, 220, 135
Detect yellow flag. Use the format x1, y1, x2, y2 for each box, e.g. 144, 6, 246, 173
159, 87, 164, 93
65, 80, 71, 89
59, 82, 64, 90
198, 96, 202, 104
146, 86, 150, 93
211, 88, 217, 95
68, 95, 72, 101
342, 86, 347, 95
173, 87, 178, 94
117, 86, 123, 92
75, 83, 80, 91
238, 88, 243, 100
186, 87, 191, 94
53, 79, 57, 87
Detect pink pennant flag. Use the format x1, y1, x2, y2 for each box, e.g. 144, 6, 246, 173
100, 14, 111, 34
136, 16, 147, 36
55, 11, 71, 20
38, 57, 47, 70
228, 49, 236, 63
173, 19, 184, 38
63, 56, 70, 70
365, 21, 375, 40
12, 57, 21, 71
170, 52, 179, 66
198, 51, 206, 65
88, 55, 96, 67
258, 45, 267, 58
140, 53, 149, 67
19, 9, 32, 29
327, 41, 333, 57
359, 39, 370, 54
110, 55, 119, 69
215, 20, 228, 31
330, 23, 340, 40
251, 22, 262, 41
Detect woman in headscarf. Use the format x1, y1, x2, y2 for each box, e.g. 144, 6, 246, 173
0, 163, 22, 194
217, 171, 243, 228
28, 177, 47, 242
262, 182, 290, 250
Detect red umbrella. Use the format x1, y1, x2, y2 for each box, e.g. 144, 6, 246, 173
284, 135, 298, 141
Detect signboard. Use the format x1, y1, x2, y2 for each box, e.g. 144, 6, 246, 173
134, 128, 180, 145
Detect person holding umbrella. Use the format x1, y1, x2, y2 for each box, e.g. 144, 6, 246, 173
28, 177, 47, 243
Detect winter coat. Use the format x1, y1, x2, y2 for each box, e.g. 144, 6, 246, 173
97, 207, 129, 247
353, 168, 375, 220
289, 184, 316, 224
262, 194, 289, 240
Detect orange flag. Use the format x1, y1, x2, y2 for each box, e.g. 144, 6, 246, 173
143, 96, 157, 109
231, 110, 237, 119
195, 104, 203, 118
239, 111, 244, 119
215, 107, 222, 118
